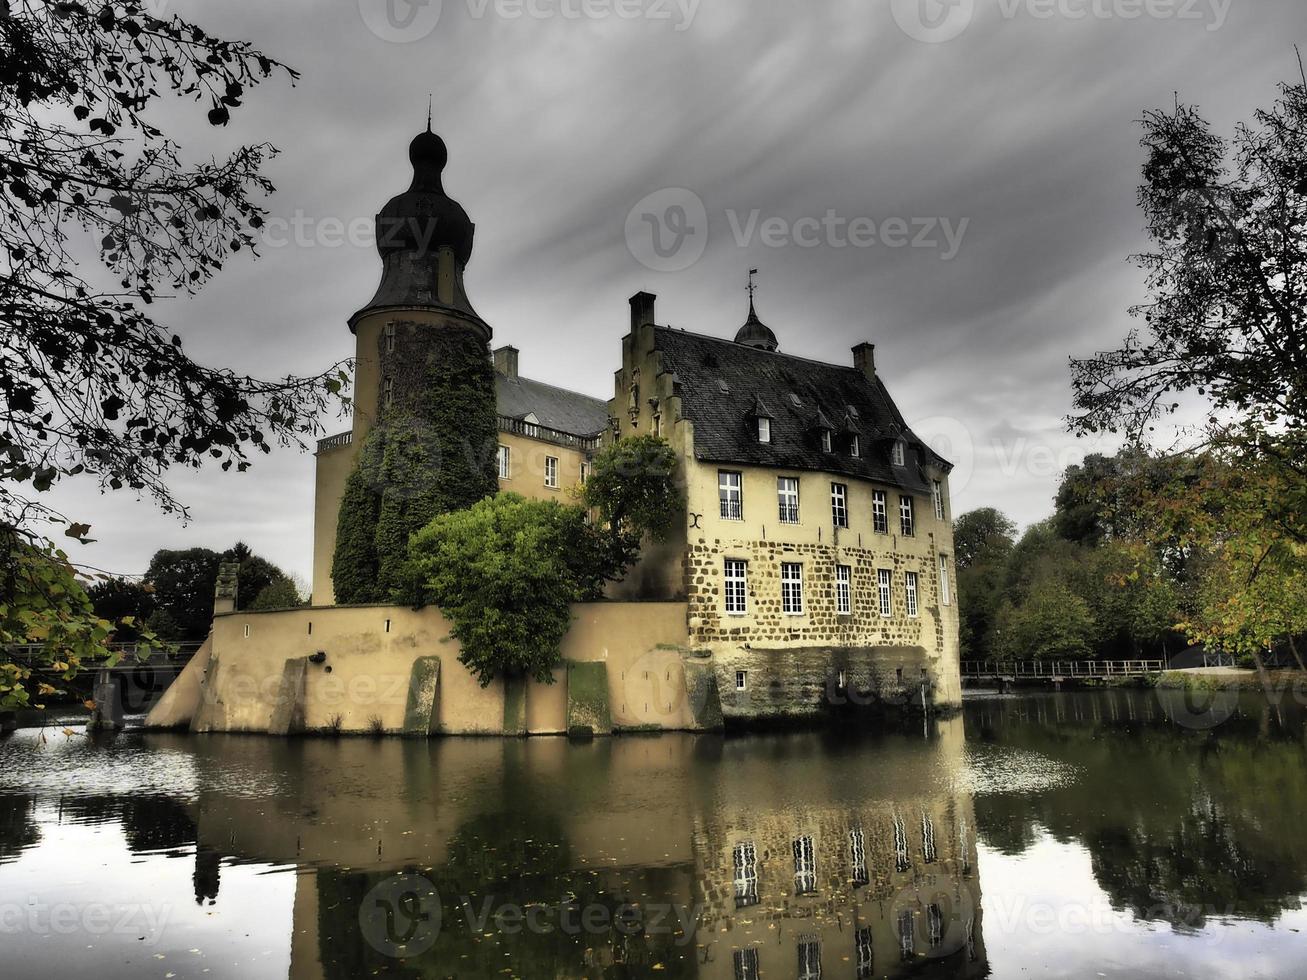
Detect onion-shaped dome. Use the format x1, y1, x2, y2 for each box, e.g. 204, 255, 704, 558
374, 129, 474, 265
734, 299, 779, 351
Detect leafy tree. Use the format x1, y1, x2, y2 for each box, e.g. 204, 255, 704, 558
144, 542, 292, 639
1, 1, 345, 706
953, 507, 1017, 571
994, 578, 1096, 661
403, 437, 683, 684
1068, 64, 1307, 655
87, 577, 154, 641
953, 508, 1016, 660
248, 576, 304, 611
402, 494, 604, 685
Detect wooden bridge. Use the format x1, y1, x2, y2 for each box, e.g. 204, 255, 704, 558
961, 659, 1166, 688
5, 642, 203, 673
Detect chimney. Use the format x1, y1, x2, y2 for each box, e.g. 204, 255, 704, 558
493, 345, 519, 381
629, 291, 657, 332
852, 342, 876, 379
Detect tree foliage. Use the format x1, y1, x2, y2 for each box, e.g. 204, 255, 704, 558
402, 438, 683, 685
144, 542, 293, 640
1068, 65, 1307, 658
0, 1, 345, 706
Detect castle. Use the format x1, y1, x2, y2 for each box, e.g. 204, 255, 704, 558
148, 125, 962, 735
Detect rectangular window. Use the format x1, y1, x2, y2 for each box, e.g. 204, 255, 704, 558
898, 909, 915, 960
544, 455, 559, 488
892, 441, 906, 467
872, 490, 888, 534
733, 841, 759, 908
384, 321, 396, 352
781, 563, 804, 615
821, 430, 832, 453
778, 477, 800, 523
382, 376, 393, 409
798, 939, 822, 980
758, 417, 771, 443
900, 495, 915, 537
905, 571, 919, 618
877, 569, 893, 618
724, 559, 748, 616
720, 470, 743, 520
497, 445, 511, 480
733, 948, 761, 980
855, 925, 874, 979
927, 904, 944, 950
793, 835, 816, 895
836, 565, 852, 616
850, 827, 868, 887
933, 479, 945, 521
939, 555, 952, 606
735, 670, 748, 691
579, 461, 589, 484
850, 434, 860, 457
830, 483, 848, 529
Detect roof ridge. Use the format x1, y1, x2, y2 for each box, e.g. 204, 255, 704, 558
509, 372, 608, 405
652, 324, 864, 375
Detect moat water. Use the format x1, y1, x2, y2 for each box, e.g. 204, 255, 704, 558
0, 689, 1304, 980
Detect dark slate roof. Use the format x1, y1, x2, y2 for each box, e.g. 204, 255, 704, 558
652, 326, 951, 493
496, 374, 609, 436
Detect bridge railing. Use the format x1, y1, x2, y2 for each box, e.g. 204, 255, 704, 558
3, 642, 203, 668
961, 659, 1165, 678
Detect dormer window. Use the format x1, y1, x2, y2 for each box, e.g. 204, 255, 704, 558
758, 417, 771, 443
892, 441, 906, 467
750, 396, 774, 445
821, 430, 832, 453
850, 434, 860, 457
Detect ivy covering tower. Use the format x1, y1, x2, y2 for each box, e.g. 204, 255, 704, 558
331, 122, 498, 603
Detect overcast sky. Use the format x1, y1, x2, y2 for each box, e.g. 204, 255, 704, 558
40, 0, 1304, 584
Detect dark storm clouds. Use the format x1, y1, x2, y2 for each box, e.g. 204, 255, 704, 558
41, 0, 1305, 581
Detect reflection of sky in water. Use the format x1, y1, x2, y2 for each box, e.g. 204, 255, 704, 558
962, 743, 1082, 796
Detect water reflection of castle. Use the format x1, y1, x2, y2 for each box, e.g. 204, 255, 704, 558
162, 719, 987, 979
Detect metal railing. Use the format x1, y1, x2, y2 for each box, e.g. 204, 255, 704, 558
961, 659, 1166, 679
5, 642, 204, 669
497, 415, 602, 451
316, 430, 353, 453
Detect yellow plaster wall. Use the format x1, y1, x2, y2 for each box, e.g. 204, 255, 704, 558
494, 430, 589, 503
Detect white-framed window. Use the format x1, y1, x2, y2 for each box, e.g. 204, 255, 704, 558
850, 827, 868, 887
382, 376, 393, 409
384, 321, 396, 353
900, 495, 915, 537
781, 563, 804, 615
850, 434, 860, 457
758, 417, 771, 443
831, 482, 848, 529
778, 477, 800, 524
905, 571, 919, 618
544, 455, 559, 489
735, 670, 748, 691
724, 559, 748, 616
733, 947, 761, 980
939, 554, 952, 606
836, 565, 852, 615
877, 569, 893, 618
496, 444, 511, 480
892, 441, 906, 467
579, 461, 589, 484
855, 925, 874, 978
792, 835, 817, 895
733, 841, 759, 909
932, 479, 946, 521
921, 811, 937, 864
892, 813, 911, 872
821, 429, 832, 453
798, 938, 822, 980
872, 490, 888, 534
720, 470, 743, 520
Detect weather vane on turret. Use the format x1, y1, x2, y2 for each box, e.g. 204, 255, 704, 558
426, 94, 433, 133
747, 267, 759, 305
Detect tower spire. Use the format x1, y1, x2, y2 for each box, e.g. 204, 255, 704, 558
747, 267, 758, 313
426, 94, 432, 133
